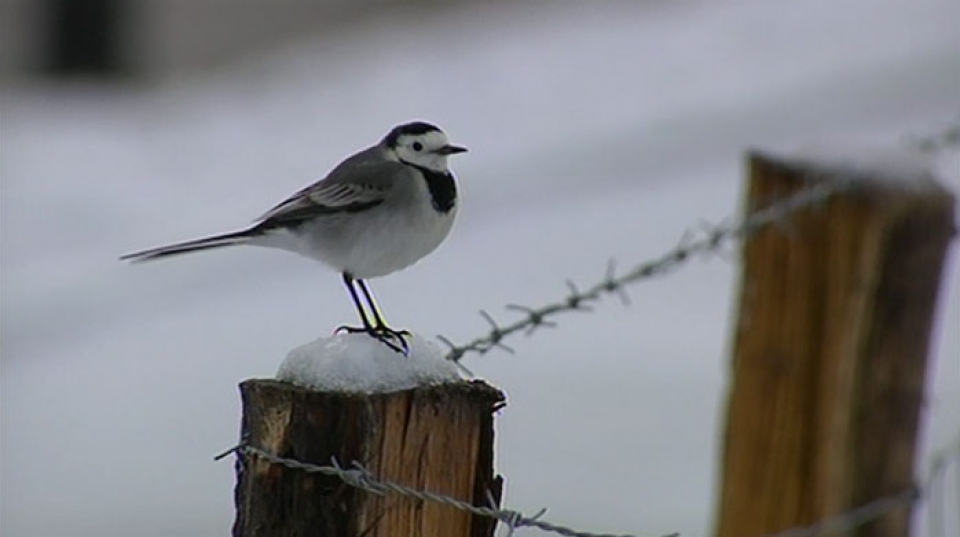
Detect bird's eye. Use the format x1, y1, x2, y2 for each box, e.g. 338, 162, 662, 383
412, 142, 423, 152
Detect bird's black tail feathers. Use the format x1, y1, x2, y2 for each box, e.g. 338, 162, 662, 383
119, 228, 260, 263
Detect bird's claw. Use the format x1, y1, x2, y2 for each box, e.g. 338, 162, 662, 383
376, 331, 410, 356
335, 324, 411, 356
335, 324, 369, 335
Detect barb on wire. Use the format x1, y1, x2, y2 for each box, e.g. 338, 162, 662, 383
230, 443, 678, 537
440, 179, 848, 362
506, 303, 558, 334
213, 443, 242, 461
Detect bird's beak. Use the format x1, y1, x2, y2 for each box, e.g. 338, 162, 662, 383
435, 144, 468, 155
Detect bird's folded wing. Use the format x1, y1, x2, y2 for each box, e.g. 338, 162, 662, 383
254, 181, 389, 228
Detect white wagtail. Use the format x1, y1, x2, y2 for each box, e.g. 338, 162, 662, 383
121, 121, 467, 354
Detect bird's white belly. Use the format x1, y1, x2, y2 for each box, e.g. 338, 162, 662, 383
266, 204, 456, 279
334, 204, 456, 278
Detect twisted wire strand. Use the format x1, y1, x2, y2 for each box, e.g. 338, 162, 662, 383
222, 439, 960, 537
764, 438, 960, 537
235, 444, 678, 537
439, 120, 960, 363
439, 180, 844, 362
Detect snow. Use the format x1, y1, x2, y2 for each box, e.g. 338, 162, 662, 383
771, 143, 944, 190
276, 332, 461, 393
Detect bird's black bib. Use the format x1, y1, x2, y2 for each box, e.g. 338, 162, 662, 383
404, 162, 457, 213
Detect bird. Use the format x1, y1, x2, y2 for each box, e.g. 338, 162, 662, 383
121, 121, 467, 354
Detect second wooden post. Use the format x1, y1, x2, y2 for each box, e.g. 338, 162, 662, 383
716, 152, 955, 536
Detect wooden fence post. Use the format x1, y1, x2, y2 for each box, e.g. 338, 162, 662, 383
233, 379, 505, 537
716, 152, 956, 536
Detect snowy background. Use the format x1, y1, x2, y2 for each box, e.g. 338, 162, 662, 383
2, 1, 959, 536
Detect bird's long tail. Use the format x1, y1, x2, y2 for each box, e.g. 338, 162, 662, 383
120, 228, 259, 262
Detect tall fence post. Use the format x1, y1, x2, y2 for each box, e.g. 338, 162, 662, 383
232, 379, 505, 537
715, 152, 956, 536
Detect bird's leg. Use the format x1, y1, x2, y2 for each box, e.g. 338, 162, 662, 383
335, 274, 408, 355
335, 273, 375, 334
356, 279, 410, 355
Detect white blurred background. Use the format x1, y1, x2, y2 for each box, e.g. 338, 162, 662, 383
2, 1, 958, 536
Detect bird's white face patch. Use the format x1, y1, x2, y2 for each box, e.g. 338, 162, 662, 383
392, 130, 454, 172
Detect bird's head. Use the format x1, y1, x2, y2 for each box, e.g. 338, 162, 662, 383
382, 121, 467, 173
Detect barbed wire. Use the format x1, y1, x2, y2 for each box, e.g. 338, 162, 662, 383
437, 179, 846, 362
220, 443, 678, 537
438, 119, 960, 363
765, 435, 960, 537
218, 436, 960, 537
924, 434, 960, 537
764, 489, 920, 537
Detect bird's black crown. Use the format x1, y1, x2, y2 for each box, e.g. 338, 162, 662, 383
383, 121, 441, 148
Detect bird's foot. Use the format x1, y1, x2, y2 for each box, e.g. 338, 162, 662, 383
335, 324, 369, 335
335, 324, 411, 356
373, 326, 411, 356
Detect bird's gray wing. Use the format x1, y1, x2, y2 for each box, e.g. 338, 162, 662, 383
253, 159, 407, 229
